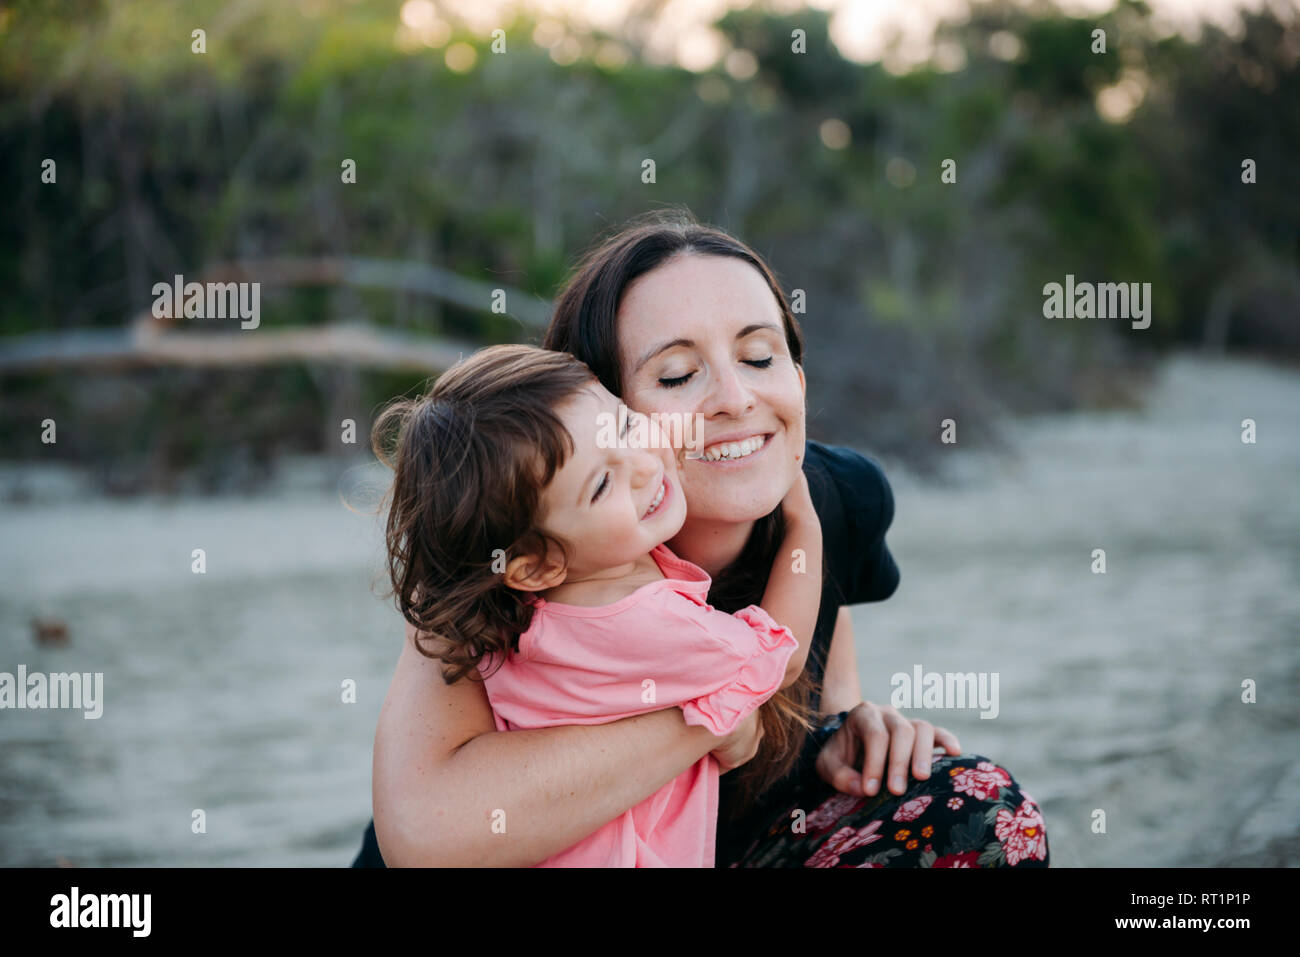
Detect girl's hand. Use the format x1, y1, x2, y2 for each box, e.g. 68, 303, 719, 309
709, 709, 764, 774
814, 702, 962, 797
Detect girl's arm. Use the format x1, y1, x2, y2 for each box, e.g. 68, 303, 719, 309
758, 472, 823, 688
372, 627, 754, 867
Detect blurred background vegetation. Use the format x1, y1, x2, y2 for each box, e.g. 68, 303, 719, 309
1, 0, 1297, 490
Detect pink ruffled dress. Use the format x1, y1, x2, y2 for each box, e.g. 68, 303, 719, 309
477, 543, 798, 867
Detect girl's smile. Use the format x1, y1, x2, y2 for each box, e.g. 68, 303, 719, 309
641, 475, 669, 520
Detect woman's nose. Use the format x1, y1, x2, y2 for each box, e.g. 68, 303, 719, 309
702, 362, 756, 419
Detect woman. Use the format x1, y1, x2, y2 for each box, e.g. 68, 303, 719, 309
356, 209, 1049, 868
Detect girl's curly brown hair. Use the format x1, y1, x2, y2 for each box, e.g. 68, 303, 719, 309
371, 344, 598, 683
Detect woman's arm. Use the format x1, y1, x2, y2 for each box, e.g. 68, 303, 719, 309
759, 473, 822, 688
372, 626, 753, 867
820, 607, 864, 714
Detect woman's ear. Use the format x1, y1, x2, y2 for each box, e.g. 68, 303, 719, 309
796, 362, 806, 401
503, 550, 567, 593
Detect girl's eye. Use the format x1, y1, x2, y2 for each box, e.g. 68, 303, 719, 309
744, 357, 774, 368
591, 473, 610, 504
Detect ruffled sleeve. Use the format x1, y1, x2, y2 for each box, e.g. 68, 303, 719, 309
680, 605, 798, 736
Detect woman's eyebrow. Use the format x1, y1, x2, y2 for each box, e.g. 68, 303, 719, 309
634, 337, 692, 373
738, 322, 783, 339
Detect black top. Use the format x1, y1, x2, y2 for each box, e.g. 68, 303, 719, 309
713, 439, 900, 865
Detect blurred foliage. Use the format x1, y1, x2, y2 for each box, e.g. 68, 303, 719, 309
0, 0, 1297, 481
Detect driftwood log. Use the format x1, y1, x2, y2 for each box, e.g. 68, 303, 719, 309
0, 257, 551, 373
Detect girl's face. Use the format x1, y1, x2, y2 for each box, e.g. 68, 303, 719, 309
616, 253, 806, 525
535, 381, 688, 579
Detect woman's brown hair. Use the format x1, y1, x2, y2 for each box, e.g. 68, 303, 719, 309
543, 207, 819, 818
371, 344, 598, 683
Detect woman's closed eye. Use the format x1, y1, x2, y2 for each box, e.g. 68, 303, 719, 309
657, 357, 774, 389
591, 472, 610, 504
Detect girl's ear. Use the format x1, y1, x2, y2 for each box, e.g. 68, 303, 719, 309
503, 550, 567, 593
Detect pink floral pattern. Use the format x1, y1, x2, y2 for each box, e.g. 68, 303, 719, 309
803, 821, 884, 868
892, 795, 933, 822
804, 791, 867, 835
995, 798, 1049, 865
725, 753, 1049, 869
949, 761, 1013, 801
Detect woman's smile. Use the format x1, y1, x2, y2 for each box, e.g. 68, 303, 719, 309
694, 432, 771, 464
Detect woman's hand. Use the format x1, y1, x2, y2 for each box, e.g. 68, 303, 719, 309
710, 709, 764, 774
814, 702, 962, 798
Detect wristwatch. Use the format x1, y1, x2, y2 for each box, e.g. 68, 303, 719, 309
810, 710, 850, 749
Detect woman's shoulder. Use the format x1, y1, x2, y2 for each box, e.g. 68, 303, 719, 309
804, 440, 895, 538
805, 440, 890, 484
803, 439, 901, 603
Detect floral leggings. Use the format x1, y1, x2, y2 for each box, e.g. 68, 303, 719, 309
723, 751, 1050, 868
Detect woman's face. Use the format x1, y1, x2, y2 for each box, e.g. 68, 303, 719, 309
616, 252, 806, 525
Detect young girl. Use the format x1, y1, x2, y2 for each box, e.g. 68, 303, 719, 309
372, 343, 822, 867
